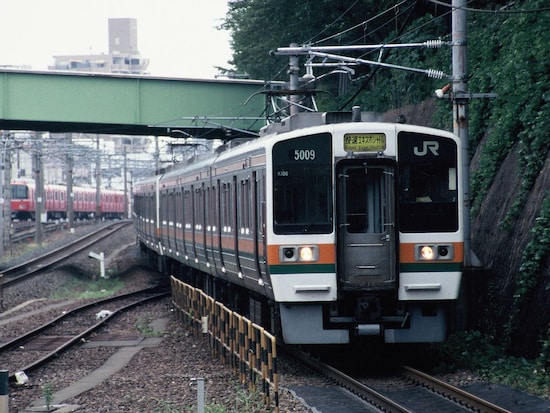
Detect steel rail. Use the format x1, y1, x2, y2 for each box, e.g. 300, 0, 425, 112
1, 221, 131, 287
3, 286, 170, 384
403, 365, 512, 413
280, 344, 413, 413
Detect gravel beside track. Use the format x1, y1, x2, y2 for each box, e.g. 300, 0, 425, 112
1, 222, 313, 412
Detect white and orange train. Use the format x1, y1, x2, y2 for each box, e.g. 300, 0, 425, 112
133, 111, 464, 344
11, 181, 126, 220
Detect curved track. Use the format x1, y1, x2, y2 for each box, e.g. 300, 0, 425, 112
1, 286, 169, 384
1, 221, 131, 288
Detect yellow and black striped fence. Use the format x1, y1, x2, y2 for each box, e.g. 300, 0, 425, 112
171, 276, 279, 412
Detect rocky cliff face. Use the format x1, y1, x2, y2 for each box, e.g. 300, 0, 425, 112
471, 137, 549, 357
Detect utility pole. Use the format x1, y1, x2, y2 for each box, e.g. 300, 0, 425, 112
66, 133, 74, 231
452, 0, 472, 267
288, 44, 300, 116
0, 133, 10, 258
123, 146, 128, 219
95, 135, 101, 220
33, 134, 44, 244
154, 136, 160, 173
3, 143, 11, 249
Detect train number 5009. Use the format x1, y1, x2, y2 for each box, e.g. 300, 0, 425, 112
294, 149, 316, 161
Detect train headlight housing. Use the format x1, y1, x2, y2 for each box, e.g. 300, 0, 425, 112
280, 245, 319, 262
415, 244, 454, 261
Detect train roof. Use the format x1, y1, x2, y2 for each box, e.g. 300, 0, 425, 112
134, 110, 459, 189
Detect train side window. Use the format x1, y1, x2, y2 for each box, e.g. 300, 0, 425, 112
240, 179, 251, 235
221, 182, 231, 233
184, 189, 192, 230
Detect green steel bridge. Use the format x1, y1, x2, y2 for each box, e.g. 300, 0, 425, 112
0, 69, 277, 139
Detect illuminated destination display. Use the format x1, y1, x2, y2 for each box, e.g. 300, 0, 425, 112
344, 133, 386, 152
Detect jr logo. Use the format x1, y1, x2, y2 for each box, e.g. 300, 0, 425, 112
414, 141, 439, 156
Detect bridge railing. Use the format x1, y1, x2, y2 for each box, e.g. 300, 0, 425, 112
171, 276, 279, 412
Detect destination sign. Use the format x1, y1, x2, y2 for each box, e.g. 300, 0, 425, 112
344, 133, 386, 152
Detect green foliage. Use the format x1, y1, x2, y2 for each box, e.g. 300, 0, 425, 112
136, 313, 165, 337
468, 1, 550, 215
223, 0, 447, 88
539, 326, 550, 369
42, 382, 54, 412
51, 276, 124, 300
435, 331, 550, 399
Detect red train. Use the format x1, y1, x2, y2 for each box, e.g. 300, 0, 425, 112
11, 181, 126, 220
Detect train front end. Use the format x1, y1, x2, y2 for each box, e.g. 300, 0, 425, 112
11, 181, 34, 220
266, 118, 463, 344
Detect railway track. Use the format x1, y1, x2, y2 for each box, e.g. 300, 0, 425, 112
282, 345, 513, 413
10, 220, 96, 243
1, 220, 131, 288
0, 286, 170, 384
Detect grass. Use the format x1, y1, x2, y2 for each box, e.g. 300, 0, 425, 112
0, 241, 45, 265
433, 331, 550, 400
150, 386, 266, 413
50, 276, 125, 300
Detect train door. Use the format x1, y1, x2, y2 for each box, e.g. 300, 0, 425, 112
337, 160, 397, 290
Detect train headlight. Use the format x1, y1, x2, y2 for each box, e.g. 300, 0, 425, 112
299, 246, 315, 261
420, 246, 435, 260
415, 244, 454, 261
280, 245, 319, 262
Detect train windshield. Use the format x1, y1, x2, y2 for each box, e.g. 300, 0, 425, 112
398, 132, 459, 232
272, 133, 333, 234
11, 184, 28, 200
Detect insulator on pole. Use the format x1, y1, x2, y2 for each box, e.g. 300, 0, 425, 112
424, 39, 444, 48
426, 69, 446, 79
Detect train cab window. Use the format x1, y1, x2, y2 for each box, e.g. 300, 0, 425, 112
398, 132, 459, 232
11, 185, 28, 199
273, 133, 333, 234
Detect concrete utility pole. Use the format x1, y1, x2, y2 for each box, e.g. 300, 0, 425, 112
0, 134, 11, 257
123, 146, 128, 219
288, 44, 300, 116
66, 133, 74, 231
33, 134, 44, 244
452, 0, 472, 267
95, 135, 101, 220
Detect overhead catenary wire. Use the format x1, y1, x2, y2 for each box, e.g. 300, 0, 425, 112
427, 0, 550, 13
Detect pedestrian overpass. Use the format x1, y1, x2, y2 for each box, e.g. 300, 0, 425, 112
0, 69, 275, 139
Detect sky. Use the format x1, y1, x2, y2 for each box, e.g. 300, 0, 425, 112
0, 0, 234, 79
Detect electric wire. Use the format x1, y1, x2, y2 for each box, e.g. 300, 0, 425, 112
305, 0, 360, 45
426, 0, 550, 13
310, 0, 411, 46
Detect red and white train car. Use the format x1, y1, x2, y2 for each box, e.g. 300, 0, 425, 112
11, 181, 126, 220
